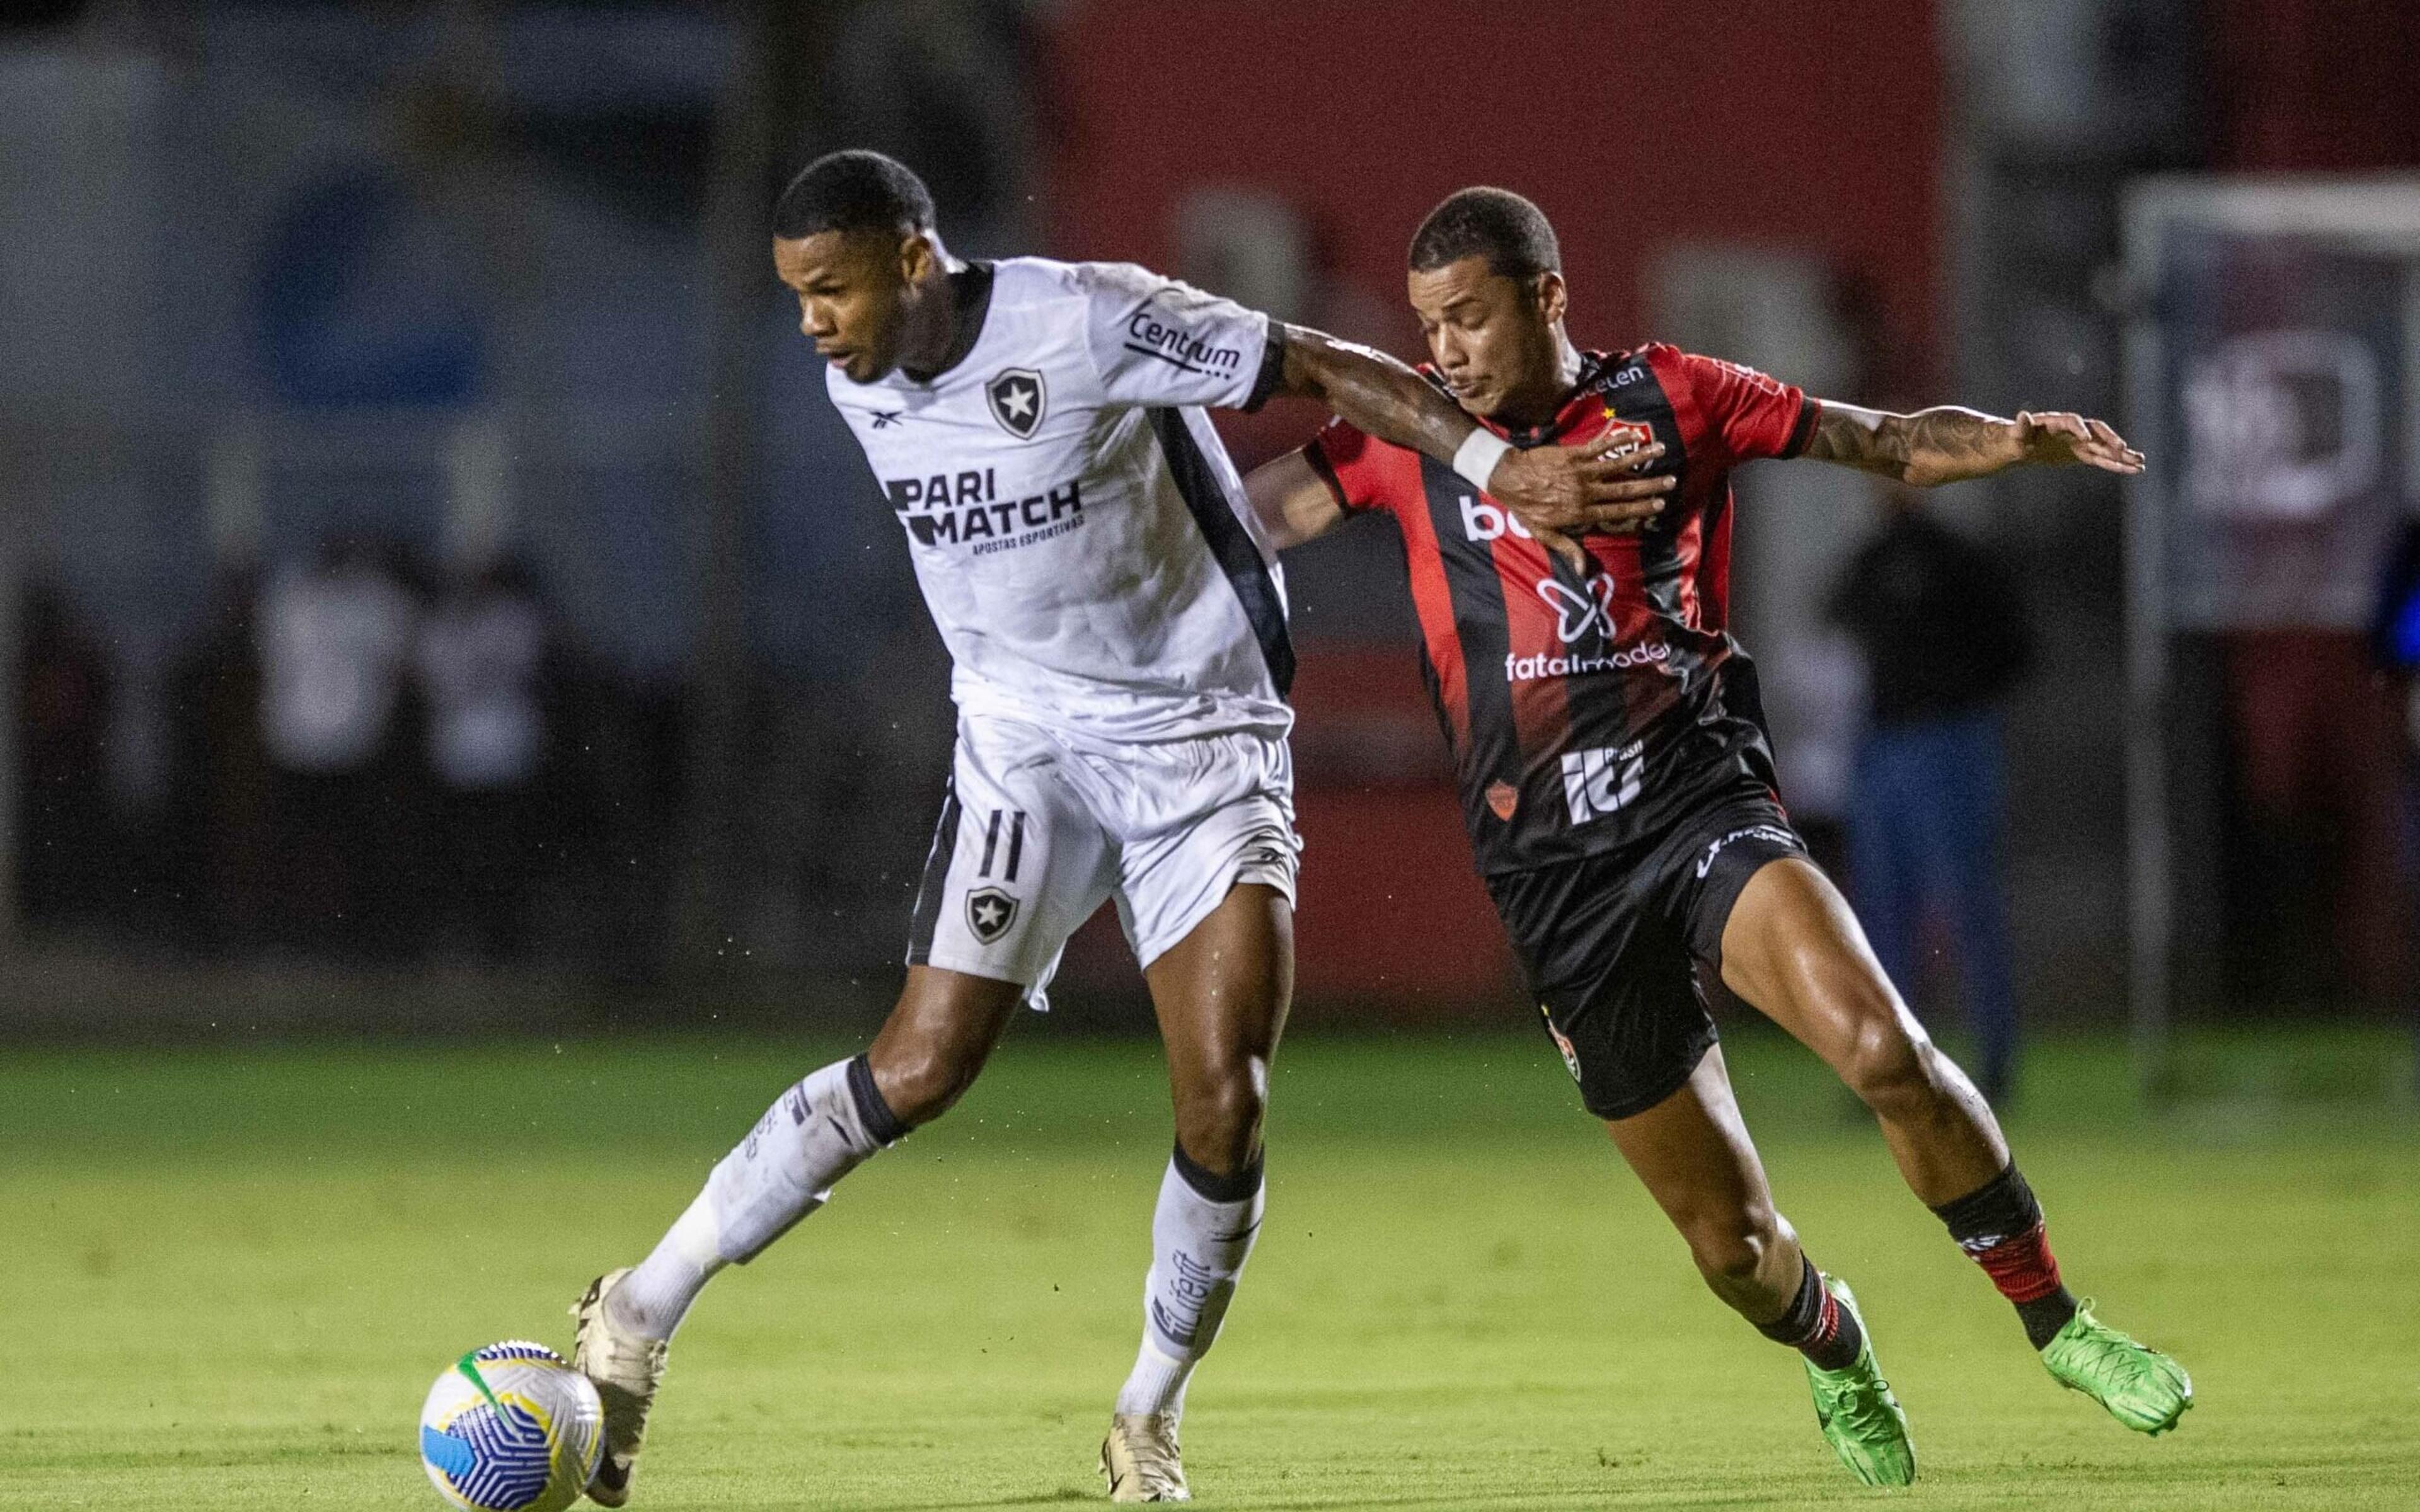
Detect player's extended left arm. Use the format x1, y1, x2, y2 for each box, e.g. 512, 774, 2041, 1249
1272, 324, 1671, 558
1802, 401, 2145, 486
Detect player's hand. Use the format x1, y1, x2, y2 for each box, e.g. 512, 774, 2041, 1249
2015, 411, 2145, 475
1489, 436, 1675, 567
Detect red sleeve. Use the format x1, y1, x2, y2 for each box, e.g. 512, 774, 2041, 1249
1647, 345, 1819, 465
1301, 415, 1409, 515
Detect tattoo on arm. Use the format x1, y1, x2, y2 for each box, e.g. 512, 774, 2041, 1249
1276, 324, 1475, 462
1806, 402, 2020, 486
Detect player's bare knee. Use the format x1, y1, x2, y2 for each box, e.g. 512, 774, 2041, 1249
1173, 1065, 1266, 1174
872, 1044, 986, 1128
1840, 1014, 1935, 1119
1671, 1203, 1768, 1282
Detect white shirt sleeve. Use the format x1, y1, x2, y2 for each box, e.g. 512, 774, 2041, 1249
1071, 261, 1282, 411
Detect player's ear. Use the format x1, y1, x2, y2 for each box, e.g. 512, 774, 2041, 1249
898, 229, 938, 286
1533, 270, 1568, 328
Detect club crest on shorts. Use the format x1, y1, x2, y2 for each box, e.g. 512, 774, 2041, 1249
986, 368, 1046, 438
1540, 1004, 1582, 1084
1486, 780, 1519, 820
966, 886, 1020, 944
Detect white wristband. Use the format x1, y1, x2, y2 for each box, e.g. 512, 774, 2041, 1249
1451, 428, 1512, 493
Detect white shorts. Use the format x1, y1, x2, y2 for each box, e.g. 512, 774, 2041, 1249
905, 714, 1300, 1006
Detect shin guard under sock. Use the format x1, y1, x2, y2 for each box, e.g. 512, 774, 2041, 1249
1929, 1162, 2077, 1349
613, 1054, 904, 1340
1114, 1143, 1265, 1419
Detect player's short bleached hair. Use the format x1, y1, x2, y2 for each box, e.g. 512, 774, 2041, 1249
773, 149, 935, 241
1408, 186, 1561, 280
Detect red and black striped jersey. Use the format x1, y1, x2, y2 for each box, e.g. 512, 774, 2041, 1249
1305, 345, 1818, 874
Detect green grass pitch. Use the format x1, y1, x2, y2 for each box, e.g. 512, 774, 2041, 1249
3, 1022, 2414, 1509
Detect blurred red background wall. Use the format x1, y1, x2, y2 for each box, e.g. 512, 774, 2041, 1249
1044, 0, 1942, 365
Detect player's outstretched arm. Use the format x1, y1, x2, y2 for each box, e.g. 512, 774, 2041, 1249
1803, 401, 2145, 487
1243, 450, 1347, 551
1274, 324, 1670, 563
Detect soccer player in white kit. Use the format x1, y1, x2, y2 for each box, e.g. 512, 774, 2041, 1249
567, 151, 1669, 1505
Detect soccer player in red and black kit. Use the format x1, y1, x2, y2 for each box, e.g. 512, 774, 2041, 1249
1246, 188, 2191, 1486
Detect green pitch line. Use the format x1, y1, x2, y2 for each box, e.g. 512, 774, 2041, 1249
0, 1026, 2412, 1509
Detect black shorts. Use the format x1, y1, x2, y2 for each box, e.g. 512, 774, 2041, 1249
1484, 783, 1807, 1121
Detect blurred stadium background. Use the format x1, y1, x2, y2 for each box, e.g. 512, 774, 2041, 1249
4, 4, 2419, 1508
6, 0, 2420, 1073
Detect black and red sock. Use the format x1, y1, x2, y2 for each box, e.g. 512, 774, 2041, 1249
1930, 1163, 2077, 1349
1756, 1256, 1863, 1372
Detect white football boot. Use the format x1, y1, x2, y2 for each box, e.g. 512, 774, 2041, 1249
1100, 1413, 1190, 1503
570, 1269, 669, 1507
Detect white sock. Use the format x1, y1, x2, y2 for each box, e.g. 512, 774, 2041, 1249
1114, 1148, 1265, 1419
609, 1055, 902, 1340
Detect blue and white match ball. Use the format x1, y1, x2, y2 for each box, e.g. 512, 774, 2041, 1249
418, 1341, 604, 1512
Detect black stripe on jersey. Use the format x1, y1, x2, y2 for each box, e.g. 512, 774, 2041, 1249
1635, 524, 1690, 637
1417, 453, 1520, 791
1150, 408, 1296, 697
904, 782, 964, 965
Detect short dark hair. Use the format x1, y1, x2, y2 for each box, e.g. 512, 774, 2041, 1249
1407, 186, 1560, 280
773, 150, 934, 241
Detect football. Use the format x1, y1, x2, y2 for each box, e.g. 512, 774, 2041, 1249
418, 1341, 604, 1512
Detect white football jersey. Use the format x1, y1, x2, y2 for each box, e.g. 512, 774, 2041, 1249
823, 257, 1293, 743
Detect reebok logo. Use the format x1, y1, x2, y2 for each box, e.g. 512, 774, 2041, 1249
1560, 742, 1644, 824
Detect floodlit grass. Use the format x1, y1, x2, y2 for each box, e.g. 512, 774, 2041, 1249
3, 1024, 2414, 1509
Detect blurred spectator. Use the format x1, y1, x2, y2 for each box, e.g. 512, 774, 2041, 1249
2370, 520, 2420, 764
1829, 491, 2031, 1104
164, 567, 270, 953
413, 558, 558, 964
2366, 522, 2420, 1051
13, 582, 114, 928
255, 536, 424, 959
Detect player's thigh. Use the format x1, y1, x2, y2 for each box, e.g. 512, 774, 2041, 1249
1489, 854, 1716, 1125
1718, 854, 1918, 1073
906, 718, 1115, 1005
1143, 879, 1296, 1089
1603, 1043, 1782, 1249
1121, 734, 1302, 1069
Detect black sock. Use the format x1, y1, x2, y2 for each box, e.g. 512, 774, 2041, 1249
1929, 1164, 2078, 1349
1755, 1256, 1864, 1372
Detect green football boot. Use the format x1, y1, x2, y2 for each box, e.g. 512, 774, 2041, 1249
1801, 1276, 1916, 1487
2041, 1300, 2193, 1435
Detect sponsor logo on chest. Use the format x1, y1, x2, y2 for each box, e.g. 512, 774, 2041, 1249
1454, 418, 1657, 547
884, 467, 1087, 555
